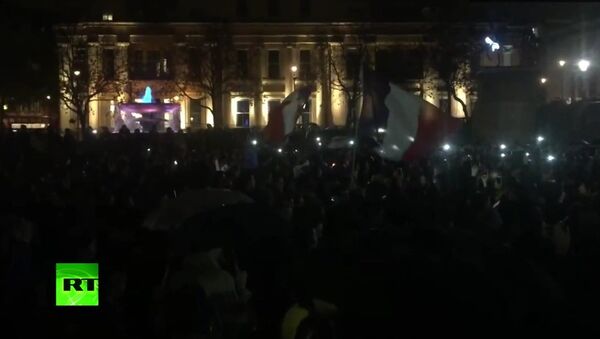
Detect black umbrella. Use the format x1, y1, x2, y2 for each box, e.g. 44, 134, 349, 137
143, 189, 254, 231
172, 202, 289, 256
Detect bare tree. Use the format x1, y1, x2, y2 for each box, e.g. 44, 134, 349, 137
427, 22, 482, 122
173, 24, 239, 128
327, 33, 373, 129
56, 26, 126, 136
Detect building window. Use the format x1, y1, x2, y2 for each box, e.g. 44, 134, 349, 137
300, 0, 311, 18
237, 0, 248, 18
158, 57, 169, 77
439, 94, 449, 113
299, 50, 311, 80
268, 50, 280, 79
301, 99, 311, 125
190, 98, 203, 128
237, 50, 249, 79
73, 47, 88, 78
130, 50, 144, 78
130, 49, 172, 79
236, 100, 250, 127
345, 50, 360, 78
268, 0, 280, 17
102, 49, 115, 80
501, 46, 520, 67
147, 51, 160, 77
188, 48, 201, 78
102, 13, 113, 21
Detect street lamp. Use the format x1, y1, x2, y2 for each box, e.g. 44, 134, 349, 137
290, 65, 298, 91
558, 60, 567, 100
484, 36, 500, 52
578, 59, 590, 72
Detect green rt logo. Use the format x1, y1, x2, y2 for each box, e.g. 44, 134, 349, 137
56, 263, 99, 306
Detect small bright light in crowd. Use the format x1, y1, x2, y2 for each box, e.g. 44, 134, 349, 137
408, 136, 415, 142
315, 136, 321, 142
92, 129, 97, 134
491, 42, 500, 51
174, 160, 178, 166
74, 70, 81, 76
525, 152, 530, 157
147, 148, 151, 152
291, 65, 298, 73
537, 135, 545, 143
2, 104, 7, 110
46, 95, 51, 100
484, 36, 493, 44
558, 60, 566, 67
349, 140, 355, 146
277, 148, 283, 153
377, 127, 386, 134
500, 153, 506, 158
547, 155, 555, 162
173, 95, 180, 101
318, 142, 322, 147
392, 144, 400, 150
578, 59, 590, 72
540, 77, 547, 84
294, 149, 299, 153
442, 143, 451, 151
331, 163, 336, 167
251, 139, 258, 145
500, 144, 507, 150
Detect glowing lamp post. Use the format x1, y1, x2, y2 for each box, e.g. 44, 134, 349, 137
578, 59, 590, 72
291, 65, 298, 91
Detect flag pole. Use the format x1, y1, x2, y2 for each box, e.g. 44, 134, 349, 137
350, 59, 365, 188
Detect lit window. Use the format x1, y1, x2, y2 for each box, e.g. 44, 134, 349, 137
102, 13, 113, 21
236, 100, 250, 128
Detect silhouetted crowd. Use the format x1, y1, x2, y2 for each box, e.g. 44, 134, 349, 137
2, 125, 600, 338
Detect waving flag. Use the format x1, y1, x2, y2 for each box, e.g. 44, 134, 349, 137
263, 86, 313, 144
361, 70, 462, 161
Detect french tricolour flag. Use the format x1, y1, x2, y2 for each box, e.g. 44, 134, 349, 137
263, 86, 313, 144
360, 70, 462, 161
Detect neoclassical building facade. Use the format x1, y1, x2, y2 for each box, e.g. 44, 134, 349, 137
56, 20, 537, 135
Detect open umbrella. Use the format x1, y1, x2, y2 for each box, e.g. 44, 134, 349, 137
142, 189, 254, 231
172, 202, 289, 255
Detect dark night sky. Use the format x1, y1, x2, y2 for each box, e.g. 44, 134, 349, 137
3, 0, 599, 25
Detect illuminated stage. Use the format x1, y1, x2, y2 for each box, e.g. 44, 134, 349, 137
114, 86, 181, 132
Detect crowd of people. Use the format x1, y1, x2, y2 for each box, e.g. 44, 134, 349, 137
2, 124, 600, 338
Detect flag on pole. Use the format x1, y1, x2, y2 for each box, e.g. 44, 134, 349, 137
263, 86, 313, 144
360, 70, 462, 161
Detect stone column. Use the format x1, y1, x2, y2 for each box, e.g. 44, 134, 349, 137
115, 42, 129, 101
